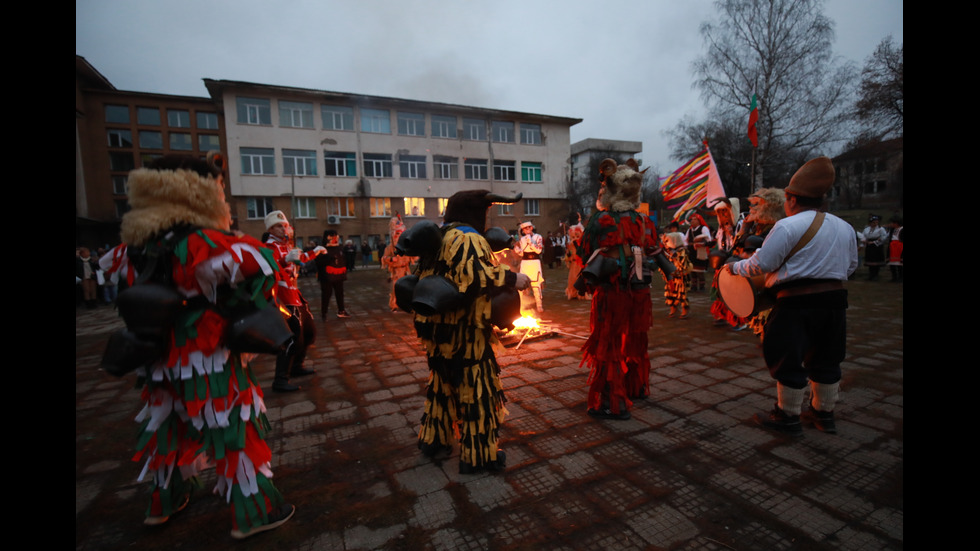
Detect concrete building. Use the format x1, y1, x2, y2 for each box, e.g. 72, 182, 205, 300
203, 79, 582, 250
831, 137, 904, 210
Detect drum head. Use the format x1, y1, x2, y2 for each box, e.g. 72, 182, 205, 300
718, 269, 756, 318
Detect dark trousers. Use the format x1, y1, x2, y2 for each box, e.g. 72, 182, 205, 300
276, 303, 315, 381
319, 278, 345, 315
762, 290, 847, 389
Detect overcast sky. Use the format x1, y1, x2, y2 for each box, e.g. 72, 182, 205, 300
76, 0, 902, 176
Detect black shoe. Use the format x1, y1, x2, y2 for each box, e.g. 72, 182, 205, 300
754, 405, 803, 436
230, 504, 295, 539
459, 451, 506, 474
587, 407, 631, 421
272, 381, 300, 392
290, 366, 315, 377
801, 406, 837, 434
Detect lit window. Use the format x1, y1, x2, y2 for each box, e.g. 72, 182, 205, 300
463, 118, 486, 141
246, 197, 275, 219
363, 153, 392, 178
139, 131, 163, 149
167, 110, 190, 128
432, 115, 457, 138
397, 112, 425, 136
197, 112, 219, 129
404, 197, 425, 216
169, 132, 193, 151
198, 134, 220, 151
105, 105, 129, 124
399, 155, 427, 179
438, 198, 449, 216
322, 105, 354, 131
241, 147, 275, 175
524, 199, 540, 216
520, 124, 541, 145
283, 149, 317, 176
498, 204, 513, 216
521, 162, 542, 182
493, 160, 516, 181
279, 100, 314, 128
107, 129, 132, 148
492, 121, 514, 143
370, 198, 392, 217
137, 107, 161, 126
434, 156, 458, 179
324, 152, 357, 177
293, 197, 317, 218
327, 197, 355, 217
361, 108, 391, 133
464, 158, 488, 180
236, 97, 271, 125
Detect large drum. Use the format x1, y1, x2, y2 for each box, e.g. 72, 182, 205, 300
718, 269, 773, 318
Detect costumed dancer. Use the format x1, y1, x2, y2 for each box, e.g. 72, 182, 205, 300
661, 220, 691, 318
733, 188, 786, 340
578, 159, 662, 420
382, 215, 415, 312
859, 214, 888, 281
264, 210, 321, 392
564, 219, 588, 300
685, 213, 713, 291
315, 230, 351, 319
99, 153, 294, 539
709, 198, 746, 328
514, 221, 545, 312
886, 215, 904, 282
412, 190, 530, 474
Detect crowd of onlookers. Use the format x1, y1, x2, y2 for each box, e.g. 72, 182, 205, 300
75, 246, 118, 309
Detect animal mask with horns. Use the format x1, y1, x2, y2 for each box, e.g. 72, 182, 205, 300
596, 158, 646, 212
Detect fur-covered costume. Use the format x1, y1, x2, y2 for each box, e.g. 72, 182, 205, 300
578, 159, 661, 419
413, 190, 525, 473
99, 156, 292, 537
382, 216, 415, 311
661, 229, 691, 315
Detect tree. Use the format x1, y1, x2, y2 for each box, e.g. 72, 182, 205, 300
690, 0, 856, 188
855, 37, 903, 139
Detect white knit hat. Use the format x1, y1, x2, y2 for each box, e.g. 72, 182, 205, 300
265, 210, 289, 230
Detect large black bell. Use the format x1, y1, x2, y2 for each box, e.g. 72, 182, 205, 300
394, 274, 419, 313
225, 306, 293, 354
489, 286, 521, 331
484, 227, 514, 252
412, 276, 463, 316
708, 249, 730, 270
396, 220, 443, 257
116, 283, 185, 340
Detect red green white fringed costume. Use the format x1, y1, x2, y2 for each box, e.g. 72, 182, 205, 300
578, 210, 659, 414
102, 166, 288, 535
414, 226, 510, 469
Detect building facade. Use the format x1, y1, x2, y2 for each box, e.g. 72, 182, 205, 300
204, 79, 582, 250
831, 137, 904, 210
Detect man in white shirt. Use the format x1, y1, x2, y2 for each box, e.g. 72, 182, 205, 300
727, 157, 858, 436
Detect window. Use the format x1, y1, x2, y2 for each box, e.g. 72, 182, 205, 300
327, 197, 355, 217
322, 105, 354, 131
464, 158, 488, 180
438, 198, 449, 217
241, 147, 275, 175
361, 108, 390, 133
197, 112, 219, 129
198, 134, 220, 151
399, 155, 427, 179
498, 204, 512, 216
112, 175, 128, 195
493, 160, 516, 181
432, 115, 457, 138
167, 109, 190, 128
324, 152, 357, 177
293, 197, 316, 218
363, 153, 392, 178
520, 124, 542, 145
107, 129, 132, 148
236, 97, 271, 125
463, 118, 486, 141
246, 197, 275, 219
279, 100, 314, 128
139, 130, 163, 149
397, 112, 425, 136
283, 149, 317, 176
434, 156, 458, 179
140, 153, 162, 166
105, 105, 129, 124
492, 121, 514, 143
370, 198, 391, 217
524, 199, 540, 216
521, 162, 542, 182
404, 197, 425, 216
169, 132, 193, 151
137, 107, 161, 126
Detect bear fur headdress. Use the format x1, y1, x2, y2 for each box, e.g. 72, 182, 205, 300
596, 158, 646, 212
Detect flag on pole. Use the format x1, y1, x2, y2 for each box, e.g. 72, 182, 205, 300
660, 145, 727, 221
747, 94, 759, 147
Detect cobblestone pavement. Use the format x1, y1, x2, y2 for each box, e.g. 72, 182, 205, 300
76, 265, 903, 550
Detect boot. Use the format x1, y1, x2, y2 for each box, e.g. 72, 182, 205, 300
272, 344, 299, 392
754, 383, 805, 435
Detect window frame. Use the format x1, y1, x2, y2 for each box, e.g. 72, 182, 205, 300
282, 149, 318, 176
433, 156, 458, 179
399, 155, 427, 179
463, 118, 486, 141
278, 100, 314, 129
369, 197, 392, 217
524, 198, 540, 216
327, 197, 356, 218
196, 112, 219, 129
360, 108, 391, 134
397, 112, 426, 136
321, 105, 354, 131
241, 147, 276, 175
404, 197, 426, 217
138, 130, 163, 149
293, 197, 317, 219
493, 160, 516, 181
167, 109, 191, 128
107, 129, 133, 148
137, 107, 161, 126
105, 105, 130, 124
464, 158, 488, 180
521, 161, 543, 182
323, 151, 357, 177
236, 97, 272, 125
491, 120, 515, 143
169, 132, 193, 151
246, 197, 275, 219
363, 153, 393, 178
431, 115, 457, 138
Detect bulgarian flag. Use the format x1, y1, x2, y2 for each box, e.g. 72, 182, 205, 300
747, 94, 759, 147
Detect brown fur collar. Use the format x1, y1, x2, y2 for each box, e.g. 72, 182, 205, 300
120, 168, 232, 246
